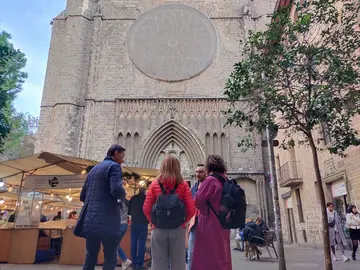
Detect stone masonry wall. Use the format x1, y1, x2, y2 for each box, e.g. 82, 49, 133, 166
36, 0, 275, 165
76, 99, 265, 172
36, 0, 277, 223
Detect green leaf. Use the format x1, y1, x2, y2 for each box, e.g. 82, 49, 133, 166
224, 0, 360, 156
0, 30, 28, 149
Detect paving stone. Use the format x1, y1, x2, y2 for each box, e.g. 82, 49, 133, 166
1, 244, 360, 270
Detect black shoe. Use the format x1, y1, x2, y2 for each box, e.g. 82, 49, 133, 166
352, 252, 356, 261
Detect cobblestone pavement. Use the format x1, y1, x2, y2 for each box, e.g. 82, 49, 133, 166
1, 244, 360, 269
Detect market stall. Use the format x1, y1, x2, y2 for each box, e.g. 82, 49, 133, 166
0, 152, 158, 265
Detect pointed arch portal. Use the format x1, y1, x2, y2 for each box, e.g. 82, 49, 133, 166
140, 121, 205, 169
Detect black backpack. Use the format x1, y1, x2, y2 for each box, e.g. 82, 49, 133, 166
151, 182, 186, 229
207, 174, 246, 229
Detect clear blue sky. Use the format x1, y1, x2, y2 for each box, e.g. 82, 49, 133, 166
0, 0, 66, 117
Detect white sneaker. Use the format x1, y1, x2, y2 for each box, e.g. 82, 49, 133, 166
333, 256, 338, 262
122, 259, 132, 270
343, 256, 350, 262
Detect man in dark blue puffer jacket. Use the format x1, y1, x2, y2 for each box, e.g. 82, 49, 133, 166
77, 144, 127, 270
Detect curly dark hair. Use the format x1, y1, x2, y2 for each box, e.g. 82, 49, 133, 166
205, 155, 227, 174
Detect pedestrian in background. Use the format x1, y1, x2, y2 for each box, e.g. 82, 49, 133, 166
128, 187, 149, 269
327, 202, 349, 262
346, 204, 360, 260
118, 198, 132, 270
187, 164, 206, 270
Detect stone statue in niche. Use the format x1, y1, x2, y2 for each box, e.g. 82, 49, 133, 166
242, 2, 254, 39
243, 3, 251, 15
154, 142, 191, 173
168, 106, 177, 120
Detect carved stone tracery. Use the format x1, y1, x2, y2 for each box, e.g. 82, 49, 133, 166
115, 99, 229, 168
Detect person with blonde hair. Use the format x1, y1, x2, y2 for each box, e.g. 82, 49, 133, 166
143, 155, 195, 270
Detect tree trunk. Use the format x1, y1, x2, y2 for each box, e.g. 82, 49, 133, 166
266, 127, 287, 270
308, 137, 333, 270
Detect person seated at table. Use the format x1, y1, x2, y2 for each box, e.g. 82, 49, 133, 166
68, 211, 77, 220
40, 214, 48, 223
53, 211, 62, 221
8, 213, 15, 223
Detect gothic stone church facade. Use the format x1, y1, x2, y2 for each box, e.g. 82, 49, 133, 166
36, 0, 276, 223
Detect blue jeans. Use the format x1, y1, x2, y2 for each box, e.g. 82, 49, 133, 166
131, 224, 148, 268
83, 235, 120, 270
117, 224, 128, 261
187, 229, 196, 270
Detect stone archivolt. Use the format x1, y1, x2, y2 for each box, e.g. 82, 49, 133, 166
140, 120, 205, 169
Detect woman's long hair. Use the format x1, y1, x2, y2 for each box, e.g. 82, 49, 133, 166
158, 155, 183, 185
348, 205, 357, 214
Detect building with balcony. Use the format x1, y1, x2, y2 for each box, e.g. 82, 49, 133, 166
273, 0, 360, 248
278, 161, 303, 188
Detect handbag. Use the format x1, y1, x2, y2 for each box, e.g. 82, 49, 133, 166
73, 202, 88, 238
328, 218, 335, 228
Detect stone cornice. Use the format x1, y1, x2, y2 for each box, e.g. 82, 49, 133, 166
53, 15, 260, 22
323, 170, 347, 184
40, 98, 230, 108
115, 97, 228, 102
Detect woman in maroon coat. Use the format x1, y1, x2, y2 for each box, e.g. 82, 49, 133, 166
191, 155, 232, 270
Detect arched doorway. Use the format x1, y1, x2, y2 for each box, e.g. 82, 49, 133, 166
140, 121, 205, 173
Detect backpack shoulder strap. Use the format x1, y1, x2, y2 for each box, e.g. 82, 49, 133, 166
211, 173, 227, 184
206, 174, 226, 224
207, 201, 220, 219
158, 181, 166, 194
170, 183, 179, 194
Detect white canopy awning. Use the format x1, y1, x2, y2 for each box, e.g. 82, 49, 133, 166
0, 152, 159, 187
0, 152, 98, 186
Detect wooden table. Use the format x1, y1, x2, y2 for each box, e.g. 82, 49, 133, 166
59, 227, 131, 265
0, 229, 12, 263
7, 228, 39, 264
0, 226, 144, 266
